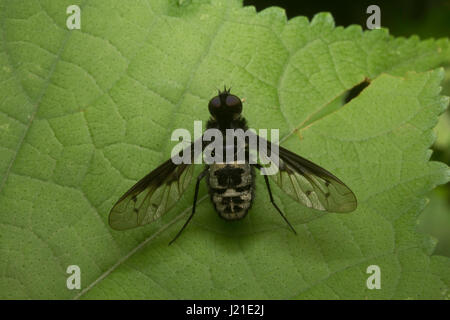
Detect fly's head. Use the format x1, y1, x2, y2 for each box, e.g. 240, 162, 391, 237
208, 86, 242, 123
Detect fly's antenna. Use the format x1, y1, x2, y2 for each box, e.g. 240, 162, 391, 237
221, 85, 231, 94
217, 85, 231, 95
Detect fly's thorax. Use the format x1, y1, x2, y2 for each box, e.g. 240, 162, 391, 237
206, 116, 248, 132
207, 163, 254, 220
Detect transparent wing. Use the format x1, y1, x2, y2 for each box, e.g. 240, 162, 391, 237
109, 141, 201, 230
257, 135, 357, 213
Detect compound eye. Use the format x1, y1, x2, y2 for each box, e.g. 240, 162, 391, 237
225, 95, 241, 108
209, 96, 221, 108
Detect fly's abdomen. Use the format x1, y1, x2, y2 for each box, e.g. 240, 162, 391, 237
208, 163, 254, 220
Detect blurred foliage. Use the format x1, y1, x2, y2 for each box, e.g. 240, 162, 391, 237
418, 186, 450, 257
245, 0, 450, 257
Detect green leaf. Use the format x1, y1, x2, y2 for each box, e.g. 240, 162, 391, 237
0, 0, 449, 299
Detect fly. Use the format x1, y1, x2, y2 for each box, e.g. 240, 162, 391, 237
109, 87, 357, 244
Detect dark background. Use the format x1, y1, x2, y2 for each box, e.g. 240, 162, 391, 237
244, 0, 450, 256
244, 0, 450, 38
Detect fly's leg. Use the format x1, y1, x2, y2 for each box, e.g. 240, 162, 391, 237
254, 164, 297, 235
169, 168, 208, 245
